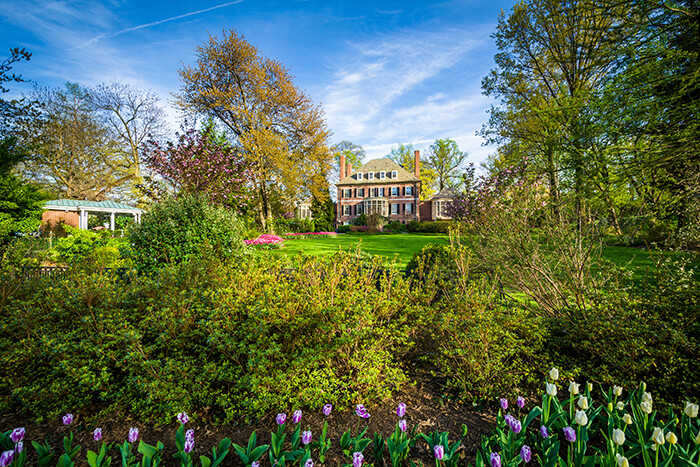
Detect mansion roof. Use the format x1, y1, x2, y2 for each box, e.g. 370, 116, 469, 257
337, 158, 419, 186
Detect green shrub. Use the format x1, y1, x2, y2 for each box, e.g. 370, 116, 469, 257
406, 221, 454, 234
337, 225, 351, 233
385, 221, 407, 233
129, 195, 247, 273
405, 243, 456, 277
51, 225, 129, 268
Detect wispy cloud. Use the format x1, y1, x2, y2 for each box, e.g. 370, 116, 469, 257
76, 1, 244, 49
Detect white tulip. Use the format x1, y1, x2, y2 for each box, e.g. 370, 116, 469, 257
568, 382, 580, 395
622, 413, 633, 425
642, 392, 653, 404
684, 402, 698, 418
616, 454, 629, 467
577, 396, 589, 410
665, 431, 677, 444
549, 368, 559, 381
652, 427, 665, 445
641, 400, 653, 414
587, 382, 593, 392
616, 401, 625, 410
546, 383, 557, 397
575, 410, 588, 426
612, 428, 625, 446
613, 386, 623, 397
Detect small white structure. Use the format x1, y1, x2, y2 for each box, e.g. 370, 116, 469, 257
43, 199, 144, 231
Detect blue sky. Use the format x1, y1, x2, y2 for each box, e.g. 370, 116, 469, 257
2, 0, 517, 166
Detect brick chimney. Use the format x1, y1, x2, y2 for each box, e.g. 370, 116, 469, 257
414, 150, 420, 178
347, 162, 352, 177
339, 153, 346, 180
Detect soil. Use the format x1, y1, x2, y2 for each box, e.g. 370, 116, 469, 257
0, 364, 497, 466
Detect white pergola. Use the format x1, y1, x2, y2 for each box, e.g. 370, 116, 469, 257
44, 199, 144, 230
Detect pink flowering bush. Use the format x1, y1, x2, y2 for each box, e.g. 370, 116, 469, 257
244, 234, 285, 249
281, 232, 337, 239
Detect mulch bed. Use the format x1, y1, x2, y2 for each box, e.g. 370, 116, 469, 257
0, 366, 497, 466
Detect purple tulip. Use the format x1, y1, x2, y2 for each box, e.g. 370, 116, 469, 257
63, 413, 74, 425
0, 450, 14, 467
540, 426, 549, 438
184, 438, 194, 454
490, 452, 502, 467
185, 429, 195, 442
177, 412, 189, 424
304, 459, 314, 467
397, 402, 406, 418
10, 428, 25, 443
94, 428, 103, 442
434, 445, 445, 460
128, 427, 139, 443
276, 413, 287, 425
500, 398, 508, 411
520, 445, 531, 463
510, 419, 522, 434
14, 442, 23, 454
302, 430, 312, 445
563, 427, 576, 443
353, 451, 364, 467
252, 462, 260, 467
399, 419, 407, 432
322, 404, 333, 416
516, 396, 525, 409
355, 404, 367, 417
292, 410, 302, 424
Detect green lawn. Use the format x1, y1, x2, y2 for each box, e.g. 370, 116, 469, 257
260, 233, 699, 277
265, 233, 449, 269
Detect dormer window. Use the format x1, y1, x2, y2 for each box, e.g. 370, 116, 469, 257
380, 171, 386, 179
391, 170, 397, 179
357, 172, 363, 180
368, 172, 374, 180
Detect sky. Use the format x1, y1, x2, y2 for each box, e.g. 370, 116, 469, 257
1, 0, 518, 167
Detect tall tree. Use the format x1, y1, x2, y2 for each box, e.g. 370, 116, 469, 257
387, 143, 437, 200
24, 83, 132, 200
425, 138, 468, 192
176, 30, 332, 232
88, 81, 166, 183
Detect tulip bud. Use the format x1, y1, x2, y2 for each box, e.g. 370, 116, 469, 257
613, 386, 623, 397
94, 428, 103, 442
185, 429, 195, 442
612, 428, 625, 446
516, 396, 525, 409
397, 402, 407, 418
184, 438, 194, 454
540, 426, 550, 438
587, 382, 593, 392
499, 398, 508, 411
302, 430, 312, 445
292, 410, 302, 424
353, 452, 364, 467
546, 383, 557, 397
252, 462, 260, 467
640, 382, 646, 392
695, 431, 700, 444
434, 445, 444, 460
642, 392, 653, 404
520, 445, 531, 463
575, 410, 588, 426
641, 400, 653, 414
607, 402, 613, 412
490, 452, 502, 467
128, 427, 139, 443
323, 404, 333, 416
652, 427, 665, 445
563, 427, 576, 443
304, 459, 314, 467
616, 454, 629, 467
622, 413, 633, 425
578, 396, 589, 410
685, 402, 698, 418
14, 443, 23, 454
549, 368, 559, 381
9, 428, 25, 444
568, 382, 580, 395
276, 413, 287, 425
63, 413, 74, 425
665, 431, 677, 444
0, 450, 14, 467
399, 419, 407, 432
616, 402, 625, 410
177, 412, 189, 424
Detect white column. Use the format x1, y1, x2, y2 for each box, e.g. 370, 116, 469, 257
110, 212, 115, 230
78, 208, 85, 229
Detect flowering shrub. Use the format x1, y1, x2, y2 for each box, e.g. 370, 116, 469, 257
281, 232, 337, 239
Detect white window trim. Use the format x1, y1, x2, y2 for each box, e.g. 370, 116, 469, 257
391, 170, 397, 179
380, 171, 386, 179
368, 172, 374, 180
357, 172, 363, 180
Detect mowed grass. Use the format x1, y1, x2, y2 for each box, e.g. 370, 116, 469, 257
261, 233, 699, 276
266, 233, 449, 269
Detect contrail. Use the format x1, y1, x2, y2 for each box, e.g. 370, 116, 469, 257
75, 0, 244, 49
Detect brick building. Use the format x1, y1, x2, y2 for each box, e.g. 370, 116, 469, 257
336, 150, 422, 225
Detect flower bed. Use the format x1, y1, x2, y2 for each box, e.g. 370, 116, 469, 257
281, 232, 337, 239
244, 234, 285, 249
3, 372, 698, 467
